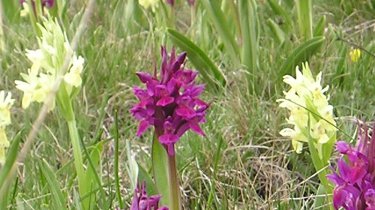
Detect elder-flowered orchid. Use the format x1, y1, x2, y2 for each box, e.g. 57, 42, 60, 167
131, 183, 169, 210
328, 124, 375, 210
15, 17, 84, 111
131, 47, 208, 156
277, 62, 337, 155
139, 0, 159, 10
0, 91, 14, 165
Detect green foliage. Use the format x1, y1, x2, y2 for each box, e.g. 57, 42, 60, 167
151, 135, 170, 206
167, 28, 226, 90
279, 36, 325, 78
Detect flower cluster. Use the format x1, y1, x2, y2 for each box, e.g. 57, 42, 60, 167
131, 47, 208, 156
277, 62, 337, 154
0, 91, 14, 165
15, 18, 84, 111
138, 0, 159, 10
327, 124, 375, 210
131, 183, 168, 210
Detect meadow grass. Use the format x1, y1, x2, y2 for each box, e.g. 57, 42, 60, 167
0, 0, 375, 209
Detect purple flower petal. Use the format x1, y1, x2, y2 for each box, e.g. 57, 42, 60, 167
190, 122, 205, 136
156, 96, 174, 106
136, 120, 150, 137
159, 134, 179, 144
136, 72, 155, 83
365, 189, 375, 209
176, 104, 196, 119
336, 141, 350, 154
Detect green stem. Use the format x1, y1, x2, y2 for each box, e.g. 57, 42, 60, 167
167, 154, 181, 210
65, 99, 88, 209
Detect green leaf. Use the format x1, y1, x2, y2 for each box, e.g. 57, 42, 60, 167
279, 36, 325, 78
1, 0, 19, 23
267, 18, 285, 45
201, 0, 240, 65
151, 135, 170, 206
313, 15, 326, 37
238, 0, 258, 73
80, 139, 104, 210
39, 160, 67, 210
0, 130, 23, 189
295, 0, 313, 40
137, 163, 157, 195
267, 0, 292, 31
167, 28, 226, 90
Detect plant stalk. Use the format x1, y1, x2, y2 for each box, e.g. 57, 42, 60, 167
167, 154, 181, 210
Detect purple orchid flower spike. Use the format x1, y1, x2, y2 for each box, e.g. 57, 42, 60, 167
131, 47, 208, 156
131, 182, 169, 210
328, 123, 375, 210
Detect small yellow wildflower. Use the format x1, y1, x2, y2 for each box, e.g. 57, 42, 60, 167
277, 63, 337, 154
15, 18, 84, 111
0, 91, 14, 165
349, 48, 361, 63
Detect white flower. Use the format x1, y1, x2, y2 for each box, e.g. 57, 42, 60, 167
139, 0, 159, 10
16, 17, 84, 111
20, 2, 30, 17
64, 55, 84, 87
0, 91, 13, 165
277, 62, 336, 154
0, 91, 14, 127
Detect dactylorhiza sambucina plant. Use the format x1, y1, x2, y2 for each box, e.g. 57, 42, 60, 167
328, 124, 375, 210
131, 183, 169, 210
0, 91, 14, 165
277, 62, 337, 194
15, 17, 84, 112
131, 47, 208, 209
138, 0, 159, 10
14, 17, 94, 209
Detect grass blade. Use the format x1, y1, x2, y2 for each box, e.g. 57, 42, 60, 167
201, 0, 240, 65
267, 0, 292, 31
295, 0, 313, 40
113, 110, 124, 209
0, 130, 23, 189
238, 0, 258, 73
167, 28, 227, 90
39, 160, 67, 210
313, 15, 326, 37
267, 18, 286, 44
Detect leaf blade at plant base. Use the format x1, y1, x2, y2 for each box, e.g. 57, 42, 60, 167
152, 135, 170, 206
